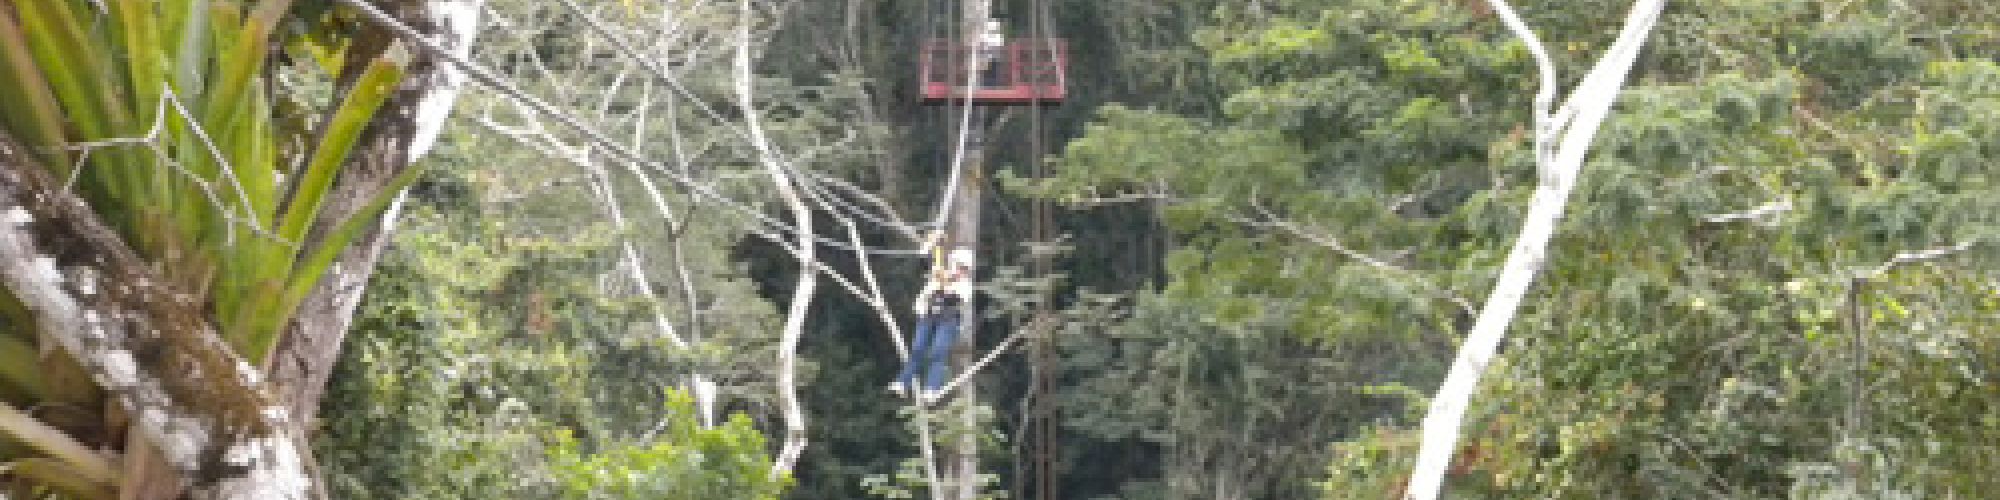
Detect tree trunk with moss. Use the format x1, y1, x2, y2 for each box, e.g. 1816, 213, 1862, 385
0, 137, 308, 499
0, 1, 476, 497
265, 0, 483, 441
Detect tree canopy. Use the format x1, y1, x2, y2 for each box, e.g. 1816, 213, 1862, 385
5, 0, 1996, 499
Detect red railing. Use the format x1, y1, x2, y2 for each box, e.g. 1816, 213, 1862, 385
919, 38, 1067, 105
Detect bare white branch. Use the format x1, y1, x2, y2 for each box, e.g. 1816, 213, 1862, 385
1864, 241, 1980, 279
733, 2, 817, 477
1407, 1, 1667, 498
1702, 199, 1793, 225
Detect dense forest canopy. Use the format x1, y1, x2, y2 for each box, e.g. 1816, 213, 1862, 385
0, 0, 1995, 499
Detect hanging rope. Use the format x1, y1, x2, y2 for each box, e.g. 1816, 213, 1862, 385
924, 0, 991, 234
912, 0, 1070, 409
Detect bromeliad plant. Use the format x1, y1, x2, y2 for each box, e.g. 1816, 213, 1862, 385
0, 0, 418, 496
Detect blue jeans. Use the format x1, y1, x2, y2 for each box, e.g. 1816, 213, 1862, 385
897, 313, 961, 391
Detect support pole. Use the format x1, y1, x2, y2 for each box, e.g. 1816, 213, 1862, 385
1026, 4, 1057, 497
941, 2, 991, 498
947, 121, 984, 500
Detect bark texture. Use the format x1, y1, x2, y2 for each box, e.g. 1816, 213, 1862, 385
0, 135, 308, 499
266, 0, 482, 431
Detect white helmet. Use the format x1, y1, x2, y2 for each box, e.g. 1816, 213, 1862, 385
948, 248, 975, 271
982, 20, 1005, 47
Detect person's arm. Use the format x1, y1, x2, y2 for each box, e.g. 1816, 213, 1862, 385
913, 276, 939, 315
947, 276, 973, 301
920, 232, 942, 258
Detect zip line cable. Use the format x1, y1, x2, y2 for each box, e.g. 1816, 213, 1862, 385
540, 0, 929, 241
373, 0, 1038, 486
599, 0, 916, 357
353, 3, 1052, 494
795, 167, 913, 361
415, 69, 904, 328
450, 13, 922, 369
488, 0, 924, 247
929, 0, 1066, 409
798, 168, 921, 240
338, 0, 925, 257
930, 0, 1009, 235
929, 75, 981, 234
467, 114, 915, 343
481, 0, 927, 366
909, 1, 982, 497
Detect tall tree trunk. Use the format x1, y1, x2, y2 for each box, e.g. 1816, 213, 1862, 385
946, 3, 990, 498
265, 0, 483, 434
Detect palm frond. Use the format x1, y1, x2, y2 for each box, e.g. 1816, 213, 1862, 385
0, 0, 413, 495
0, 403, 116, 489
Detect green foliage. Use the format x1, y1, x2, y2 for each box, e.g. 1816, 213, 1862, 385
298, 0, 2000, 499
1319, 426, 1420, 498
859, 402, 1009, 500
316, 149, 769, 498
1324, 2, 1998, 498
1022, 0, 2000, 498
314, 4, 801, 487
549, 391, 787, 500
0, 0, 414, 361
1058, 294, 1422, 499
0, 0, 415, 495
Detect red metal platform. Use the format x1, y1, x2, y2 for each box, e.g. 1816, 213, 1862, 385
919, 38, 1067, 105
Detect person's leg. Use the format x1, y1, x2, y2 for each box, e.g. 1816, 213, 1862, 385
922, 315, 962, 393
897, 315, 938, 389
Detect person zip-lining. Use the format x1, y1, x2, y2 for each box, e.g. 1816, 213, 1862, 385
891, 237, 974, 402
